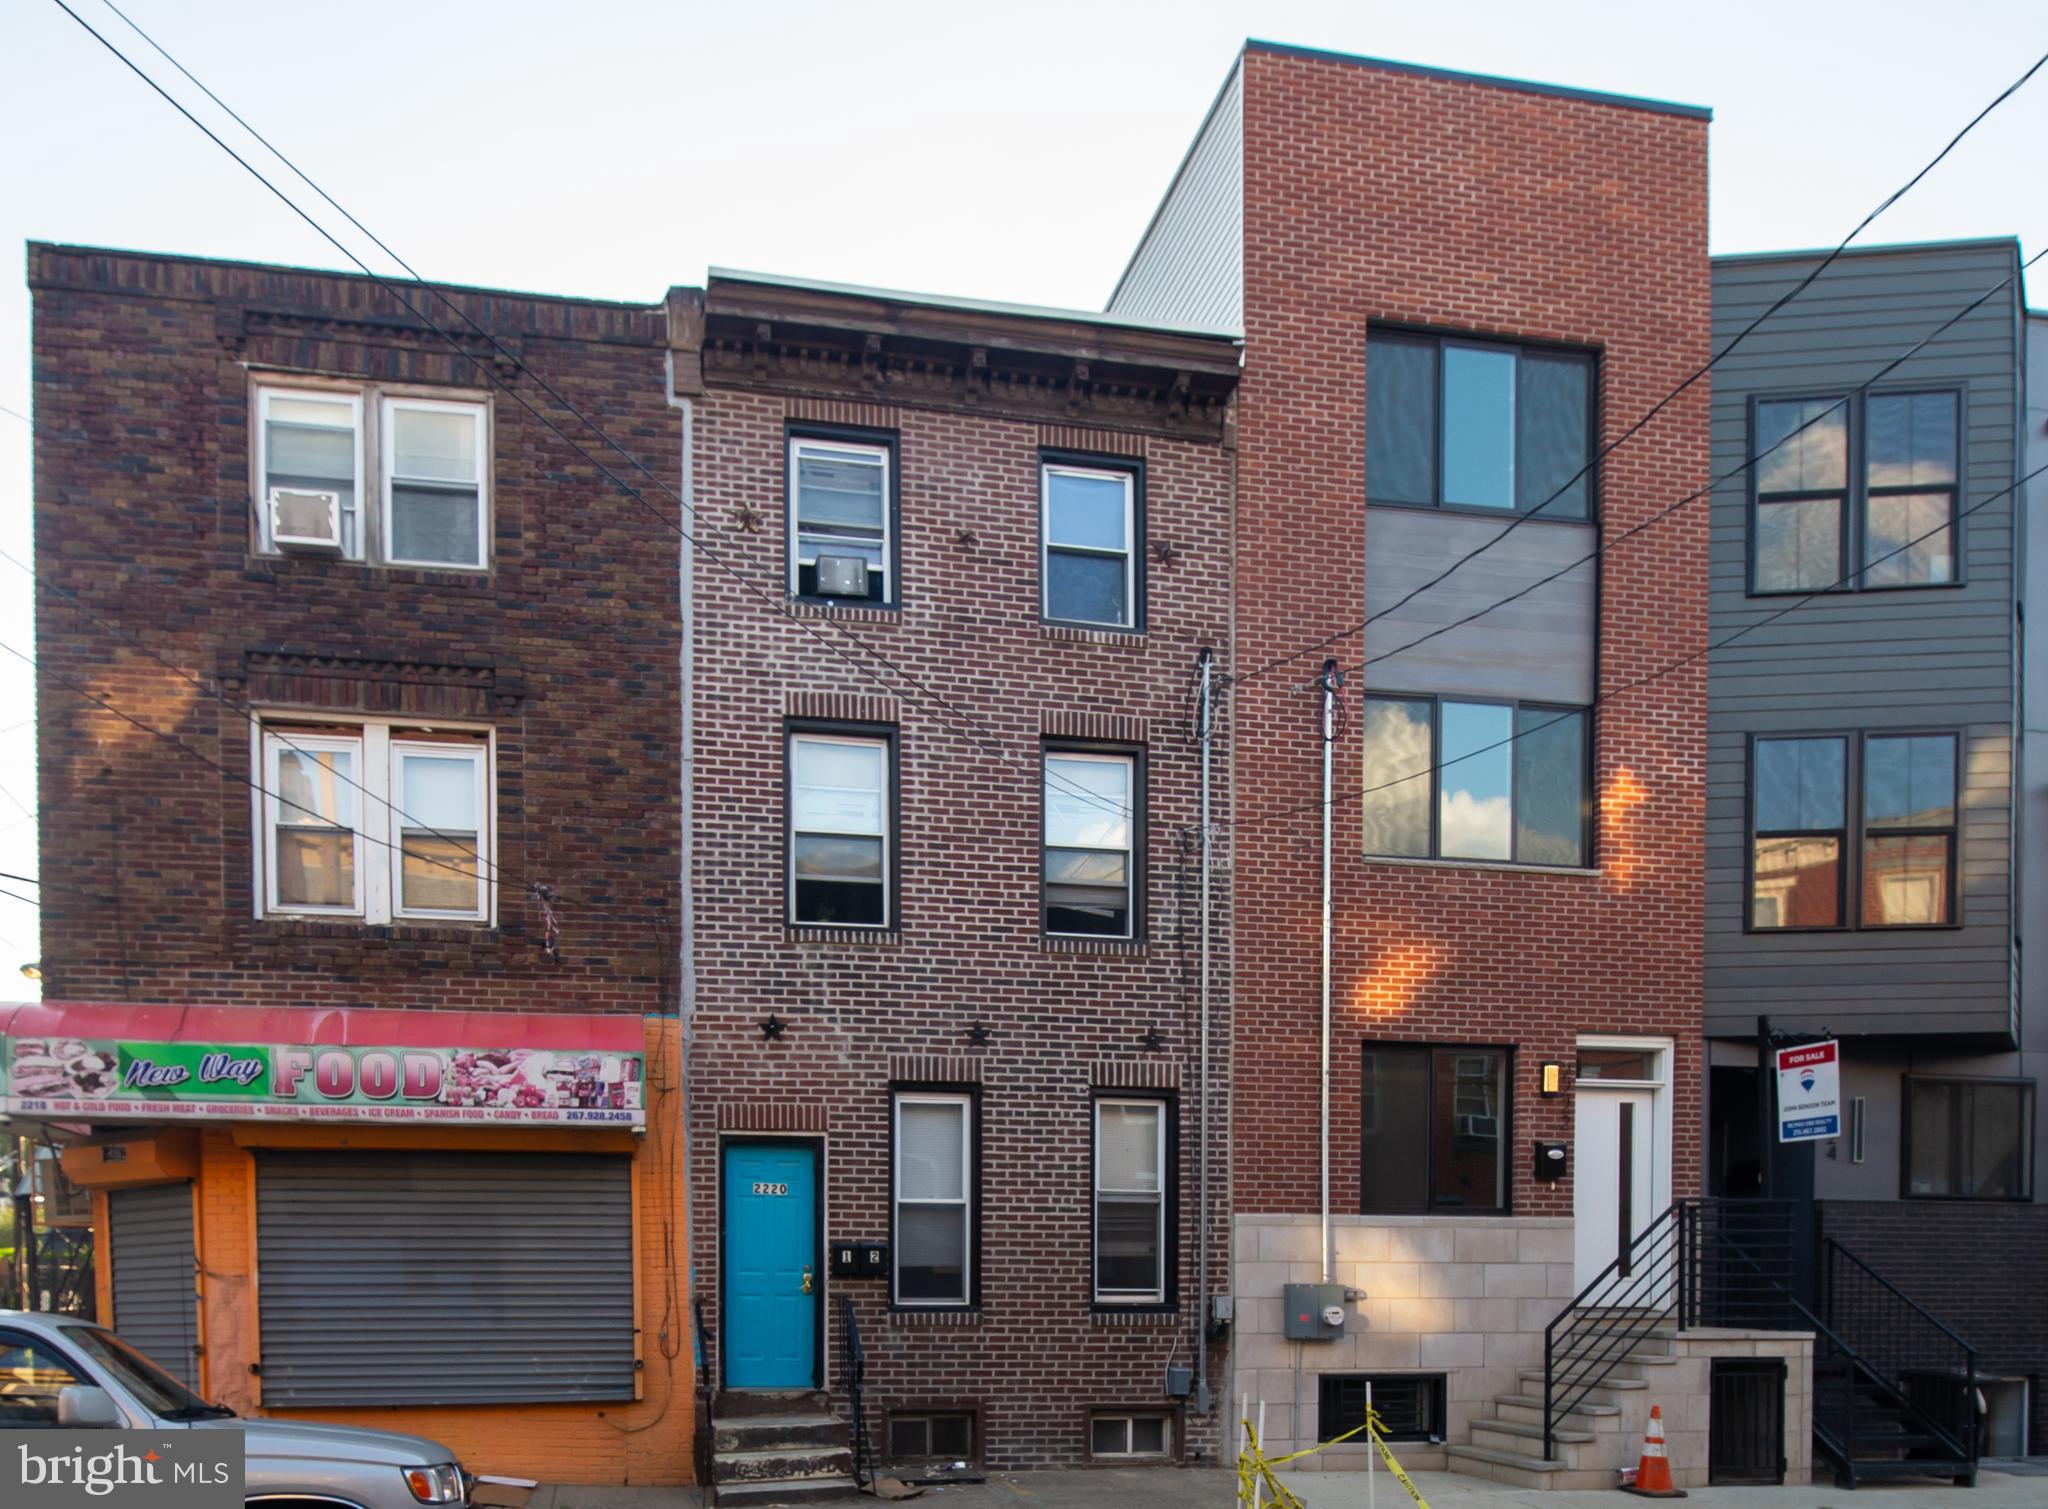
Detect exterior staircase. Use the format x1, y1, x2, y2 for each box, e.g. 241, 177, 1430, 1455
1450, 1318, 1678, 1491
708, 1390, 859, 1506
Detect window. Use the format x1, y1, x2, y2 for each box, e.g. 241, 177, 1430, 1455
1090, 1413, 1172, 1459
790, 433, 893, 604
254, 381, 489, 568
1366, 332, 1594, 518
1904, 1079, 2035, 1200
383, 398, 488, 568
1320, 1374, 1446, 1444
1360, 1045, 1510, 1215
1362, 696, 1588, 866
0, 1331, 82, 1428
1095, 1099, 1169, 1305
1750, 390, 1959, 594
1042, 459, 1139, 628
788, 730, 892, 928
1748, 732, 1957, 931
258, 720, 493, 925
888, 1411, 976, 1464
1043, 751, 1138, 937
894, 1092, 972, 1306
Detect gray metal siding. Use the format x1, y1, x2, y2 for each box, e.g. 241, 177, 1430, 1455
1362, 507, 1596, 704
108, 1183, 197, 1388
254, 1151, 634, 1407
1105, 64, 1242, 332
1705, 244, 2023, 1040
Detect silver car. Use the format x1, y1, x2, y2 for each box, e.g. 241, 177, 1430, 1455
1, 1310, 534, 1509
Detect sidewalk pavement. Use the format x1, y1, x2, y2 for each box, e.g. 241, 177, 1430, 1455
530, 1460, 2047, 1509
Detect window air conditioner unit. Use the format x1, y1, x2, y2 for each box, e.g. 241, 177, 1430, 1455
269, 486, 343, 552
815, 552, 871, 597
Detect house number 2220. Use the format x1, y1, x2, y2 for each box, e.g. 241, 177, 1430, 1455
752, 1181, 789, 1196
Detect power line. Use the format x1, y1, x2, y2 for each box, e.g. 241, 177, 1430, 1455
53, 0, 1138, 830
1340, 246, 2048, 681
0, 403, 28, 426
1230, 46, 2048, 691
1224, 455, 2048, 832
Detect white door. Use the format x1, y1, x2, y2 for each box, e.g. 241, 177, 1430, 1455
1574, 1086, 1658, 1292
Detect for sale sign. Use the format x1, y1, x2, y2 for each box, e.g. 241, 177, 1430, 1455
1776, 1039, 1841, 1142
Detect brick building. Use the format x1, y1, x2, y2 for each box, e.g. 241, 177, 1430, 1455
1112, 44, 1715, 1481
16, 244, 691, 1485
670, 270, 1239, 1488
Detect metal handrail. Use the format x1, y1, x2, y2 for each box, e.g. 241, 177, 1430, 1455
692, 1295, 712, 1394
1542, 1202, 1685, 1460
840, 1297, 872, 1490
1821, 1237, 1980, 1357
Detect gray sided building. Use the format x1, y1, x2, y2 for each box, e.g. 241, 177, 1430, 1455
1706, 238, 2042, 1456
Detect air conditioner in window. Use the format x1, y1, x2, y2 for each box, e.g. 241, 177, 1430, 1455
268, 487, 344, 552
815, 553, 871, 597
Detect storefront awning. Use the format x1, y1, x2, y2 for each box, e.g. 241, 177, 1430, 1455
1, 1002, 647, 1130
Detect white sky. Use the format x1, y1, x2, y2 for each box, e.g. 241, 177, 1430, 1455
1, 0, 2044, 989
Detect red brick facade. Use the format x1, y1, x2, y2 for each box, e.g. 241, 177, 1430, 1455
676, 281, 1239, 1468
1229, 47, 1711, 1219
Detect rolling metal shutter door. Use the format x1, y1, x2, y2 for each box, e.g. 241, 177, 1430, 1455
255, 1151, 634, 1407
107, 1183, 199, 1388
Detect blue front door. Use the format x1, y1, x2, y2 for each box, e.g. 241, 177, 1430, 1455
722, 1142, 818, 1388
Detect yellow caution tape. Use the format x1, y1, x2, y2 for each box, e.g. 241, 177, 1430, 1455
1237, 1409, 1431, 1509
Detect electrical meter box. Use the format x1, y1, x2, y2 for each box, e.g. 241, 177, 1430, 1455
1282, 1282, 1348, 1341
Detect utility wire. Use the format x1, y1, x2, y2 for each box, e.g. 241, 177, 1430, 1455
0, 403, 28, 426
1230, 46, 2048, 690
1224, 455, 2048, 832
55, 0, 1135, 829
1340, 246, 2048, 681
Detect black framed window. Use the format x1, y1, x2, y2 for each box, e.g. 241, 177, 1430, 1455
1362, 695, 1588, 867
1904, 1078, 2035, 1200
1042, 748, 1140, 937
1366, 332, 1594, 519
1041, 454, 1141, 629
789, 429, 896, 604
1749, 732, 1957, 931
1749, 390, 1959, 595
892, 1091, 974, 1306
1360, 1045, 1510, 1215
888, 1411, 976, 1465
1094, 1096, 1175, 1307
788, 727, 893, 928
1320, 1373, 1446, 1444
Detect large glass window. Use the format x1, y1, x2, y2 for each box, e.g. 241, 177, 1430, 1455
1862, 734, 1957, 926
260, 389, 362, 558
1094, 1099, 1167, 1304
1366, 333, 1592, 519
1043, 751, 1137, 937
789, 732, 890, 928
1042, 462, 1138, 628
790, 435, 892, 604
266, 733, 363, 914
894, 1093, 972, 1305
1750, 737, 1847, 929
1750, 390, 1959, 594
1360, 1045, 1510, 1215
1905, 1079, 2034, 1200
391, 741, 488, 919
383, 399, 487, 569
1362, 696, 1588, 867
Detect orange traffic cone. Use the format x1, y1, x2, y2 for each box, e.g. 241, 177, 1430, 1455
1621, 1404, 1687, 1498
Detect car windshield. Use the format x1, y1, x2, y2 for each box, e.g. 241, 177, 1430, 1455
65, 1327, 233, 1419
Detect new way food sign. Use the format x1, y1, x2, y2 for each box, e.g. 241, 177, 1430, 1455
1775, 1039, 1841, 1142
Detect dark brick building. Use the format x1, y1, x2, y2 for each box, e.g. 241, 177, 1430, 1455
23, 244, 692, 1485
671, 270, 1240, 1481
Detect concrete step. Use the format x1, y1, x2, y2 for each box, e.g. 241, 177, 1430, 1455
1490, 1396, 1625, 1433
713, 1413, 851, 1454
715, 1388, 831, 1418
712, 1446, 857, 1486
712, 1475, 861, 1507
1470, 1421, 1593, 1468
1446, 1443, 1616, 1492
1517, 1367, 1649, 1400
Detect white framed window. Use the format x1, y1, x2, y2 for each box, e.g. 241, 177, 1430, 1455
382, 397, 489, 569
1094, 1099, 1166, 1304
893, 1092, 972, 1307
251, 379, 489, 569
258, 387, 363, 558
790, 436, 892, 604
1042, 462, 1137, 627
1043, 751, 1136, 938
789, 732, 891, 928
1090, 1413, 1171, 1459
256, 719, 495, 926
